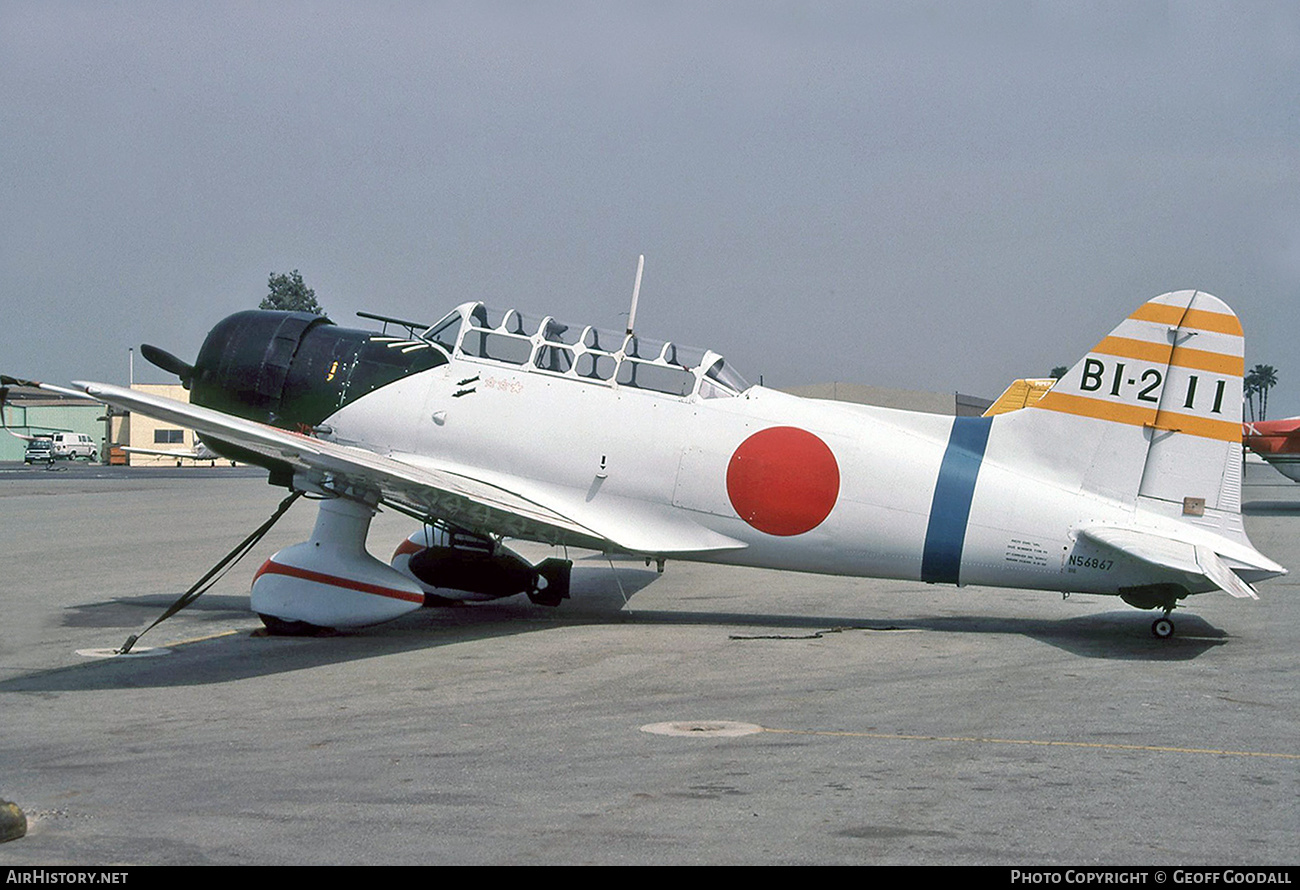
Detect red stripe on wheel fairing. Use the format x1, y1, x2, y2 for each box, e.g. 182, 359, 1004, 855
392, 537, 425, 559
254, 560, 424, 603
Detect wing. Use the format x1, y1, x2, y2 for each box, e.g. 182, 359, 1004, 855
122, 442, 222, 461
122, 446, 203, 459
73, 380, 746, 556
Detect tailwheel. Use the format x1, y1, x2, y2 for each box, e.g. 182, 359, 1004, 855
527, 588, 565, 608
1151, 616, 1175, 639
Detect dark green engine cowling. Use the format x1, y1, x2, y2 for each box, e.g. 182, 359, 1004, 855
189, 310, 447, 431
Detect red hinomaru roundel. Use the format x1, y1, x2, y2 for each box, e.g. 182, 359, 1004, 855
725, 426, 840, 536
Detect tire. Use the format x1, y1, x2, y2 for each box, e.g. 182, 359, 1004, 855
258, 613, 332, 636
1151, 617, 1175, 639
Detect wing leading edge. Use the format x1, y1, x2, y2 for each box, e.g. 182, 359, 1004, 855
73, 381, 746, 556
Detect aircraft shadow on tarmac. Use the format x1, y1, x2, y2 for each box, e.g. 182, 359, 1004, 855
1243, 500, 1300, 515
61, 593, 254, 628
3, 561, 1231, 694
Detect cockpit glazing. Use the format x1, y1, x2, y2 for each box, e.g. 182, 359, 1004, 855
421, 302, 749, 399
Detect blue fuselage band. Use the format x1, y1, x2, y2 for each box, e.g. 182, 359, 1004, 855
921, 416, 993, 584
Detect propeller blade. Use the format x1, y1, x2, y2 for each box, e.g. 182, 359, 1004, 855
140, 344, 195, 385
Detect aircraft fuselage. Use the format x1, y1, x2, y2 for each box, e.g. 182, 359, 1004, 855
317, 352, 1257, 599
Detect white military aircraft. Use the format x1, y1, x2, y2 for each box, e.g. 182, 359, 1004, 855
7, 289, 1284, 639
122, 440, 234, 466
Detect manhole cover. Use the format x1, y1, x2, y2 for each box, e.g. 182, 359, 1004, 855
76, 647, 170, 658
640, 720, 763, 737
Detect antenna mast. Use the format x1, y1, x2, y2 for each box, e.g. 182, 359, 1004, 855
626, 254, 645, 336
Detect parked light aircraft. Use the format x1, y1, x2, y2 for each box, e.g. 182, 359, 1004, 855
1243, 417, 1300, 482
122, 440, 234, 466
4, 289, 1283, 639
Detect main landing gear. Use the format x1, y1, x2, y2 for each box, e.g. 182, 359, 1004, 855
251, 496, 426, 631
1151, 611, 1175, 640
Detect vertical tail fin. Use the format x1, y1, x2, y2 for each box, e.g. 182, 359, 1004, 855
1027, 290, 1244, 517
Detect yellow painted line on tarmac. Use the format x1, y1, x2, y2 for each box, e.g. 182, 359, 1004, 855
760, 727, 1300, 760
161, 629, 242, 648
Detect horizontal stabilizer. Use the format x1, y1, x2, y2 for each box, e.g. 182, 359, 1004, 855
1079, 526, 1259, 600
983, 378, 1057, 417
1193, 544, 1259, 600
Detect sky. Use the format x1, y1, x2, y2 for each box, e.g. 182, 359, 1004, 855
3, 1, 1299, 416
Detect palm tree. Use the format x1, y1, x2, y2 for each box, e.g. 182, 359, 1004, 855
1250, 364, 1278, 420
1244, 369, 1260, 422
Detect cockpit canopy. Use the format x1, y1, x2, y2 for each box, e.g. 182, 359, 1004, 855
421, 302, 750, 399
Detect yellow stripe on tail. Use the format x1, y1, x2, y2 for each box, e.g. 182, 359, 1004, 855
1030, 290, 1245, 513
1034, 290, 1243, 442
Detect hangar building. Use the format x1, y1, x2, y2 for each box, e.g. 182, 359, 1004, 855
1, 384, 218, 466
